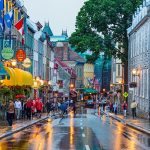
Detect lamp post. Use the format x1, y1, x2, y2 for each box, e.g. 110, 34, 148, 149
132, 68, 140, 77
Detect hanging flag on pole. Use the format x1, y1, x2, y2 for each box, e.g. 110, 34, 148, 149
15, 17, 24, 34
15, 17, 25, 45
0, 0, 4, 11
4, 9, 14, 29
0, 0, 4, 31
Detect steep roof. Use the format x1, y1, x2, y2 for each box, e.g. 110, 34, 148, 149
54, 47, 85, 63
26, 18, 37, 33
55, 58, 76, 78
69, 49, 86, 63
43, 22, 53, 36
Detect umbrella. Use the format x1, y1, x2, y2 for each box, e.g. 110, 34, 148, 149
15, 94, 26, 99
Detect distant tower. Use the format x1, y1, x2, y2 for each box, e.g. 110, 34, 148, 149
62, 29, 68, 37
43, 22, 53, 37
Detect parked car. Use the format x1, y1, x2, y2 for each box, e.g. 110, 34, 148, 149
85, 99, 94, 108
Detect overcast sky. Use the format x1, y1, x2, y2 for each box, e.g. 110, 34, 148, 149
23, 0, 85, 36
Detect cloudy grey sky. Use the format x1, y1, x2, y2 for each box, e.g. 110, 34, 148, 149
23, 0, 85, 36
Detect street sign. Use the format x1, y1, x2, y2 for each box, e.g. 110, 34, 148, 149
22, 58, 32, 68
1, 48, 14, 60
123, 92, 128, 98
16, 49, 26, 62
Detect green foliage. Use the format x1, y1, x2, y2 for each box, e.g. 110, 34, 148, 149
69, 0, 142, 63
0, 86, 12, 96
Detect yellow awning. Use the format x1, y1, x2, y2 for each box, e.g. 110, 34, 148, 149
3, 67, 33, 86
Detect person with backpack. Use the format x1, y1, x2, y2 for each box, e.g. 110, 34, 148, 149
122, 101, 128, 117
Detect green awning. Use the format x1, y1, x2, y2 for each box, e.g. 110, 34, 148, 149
83, 88, 98, 94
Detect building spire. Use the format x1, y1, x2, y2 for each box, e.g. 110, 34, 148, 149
62, 29, 68, 37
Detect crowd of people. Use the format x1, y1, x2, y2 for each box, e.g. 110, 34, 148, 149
5, 97, 44, 126
0, 97, 76, 127
97, 96, 138, 119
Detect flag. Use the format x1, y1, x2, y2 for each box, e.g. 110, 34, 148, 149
0, 0, 4, 31
0, 0, 4, 10
4, 9, 14, 29
0, 15, 4, 31
15, 17, 24, 34
15, 18, 25, 45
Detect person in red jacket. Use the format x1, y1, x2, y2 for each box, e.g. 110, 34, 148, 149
122, 101, 128, 117
26, 98, 33, 120
35, 98, 43, 118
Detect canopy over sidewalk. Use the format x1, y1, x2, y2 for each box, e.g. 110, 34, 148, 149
83, 88, 98, 94
2, 66, 33, 86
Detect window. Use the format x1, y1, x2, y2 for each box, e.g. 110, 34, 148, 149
147, 69, 149, 98
118, 64, 120, 76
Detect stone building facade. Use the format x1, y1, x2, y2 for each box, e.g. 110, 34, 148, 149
128, 0, 150, 118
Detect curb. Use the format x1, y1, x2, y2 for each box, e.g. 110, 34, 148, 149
100, 111, 150, 135
0, 116, 49, 140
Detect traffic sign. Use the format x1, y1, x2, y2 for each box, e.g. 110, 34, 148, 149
123, 92, 128, 98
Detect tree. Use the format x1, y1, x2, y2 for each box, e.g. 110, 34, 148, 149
69, 0, 142, 92
69, 0, 142, 63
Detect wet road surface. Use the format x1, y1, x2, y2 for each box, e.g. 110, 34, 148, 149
0, 109, 150, 150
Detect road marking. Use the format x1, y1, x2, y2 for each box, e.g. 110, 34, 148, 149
81, 127, 83, 129
85, 145, 90, 150
82, 133, 85, 137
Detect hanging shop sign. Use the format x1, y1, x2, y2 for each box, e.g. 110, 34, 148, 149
3, 39, 12, 49
16, 49, 26, 62
1, 48, 14, 60
123, 92, 128, 98
22, 58, 32, 68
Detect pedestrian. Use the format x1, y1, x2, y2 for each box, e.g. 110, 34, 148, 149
26, 98, 33, 120
35, 98, 43, 118
72, 101, 76, 115
122, 101, 128, 117
131, 100, 138, 119
60, 101, 67, 117
113, 102, 118, 115
1, 100, 7, 120
14, 99, 22, 119
45, 100, 52, 116
7, 100, 15, 127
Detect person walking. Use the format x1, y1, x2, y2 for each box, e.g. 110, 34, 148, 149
26, 98, 33, 120
122, 101, 128, 117
35, 98, 43, 118
131, 100, 137, 119
45, 100, 52, 116
113, 102, 118, 115
14, 99, 22, 120
1, 100, 7, 120
7, 100, 15, 127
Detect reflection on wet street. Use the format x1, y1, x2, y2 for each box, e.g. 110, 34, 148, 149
0, 109, 150, 150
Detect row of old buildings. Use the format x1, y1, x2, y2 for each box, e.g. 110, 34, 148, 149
111, 0, 150, 118
127, 0, 150, 118
0, 0, 113, 101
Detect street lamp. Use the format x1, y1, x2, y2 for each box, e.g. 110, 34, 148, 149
0, 80, 3, 85
11, 59, 17, 67
70, 83, 74, 89
48, 80, 52, 85
132, 68, 140, 76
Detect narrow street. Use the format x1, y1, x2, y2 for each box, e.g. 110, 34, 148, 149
0, 109, 150, 150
